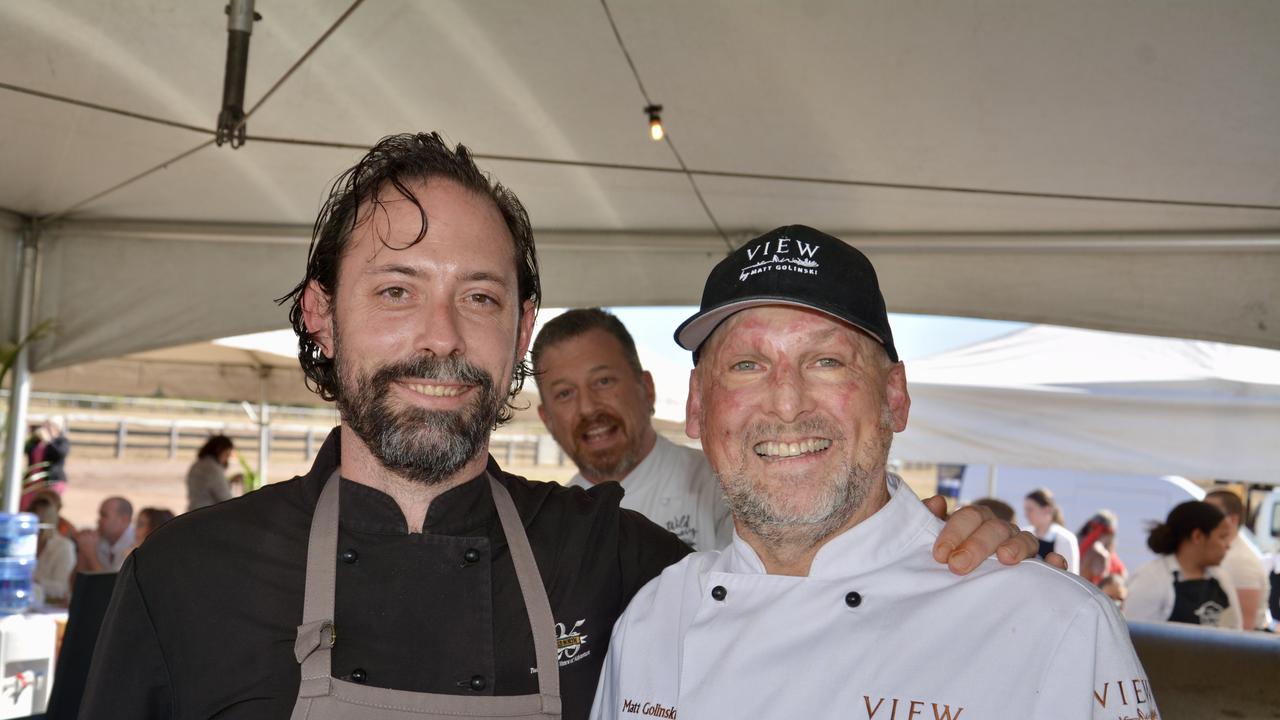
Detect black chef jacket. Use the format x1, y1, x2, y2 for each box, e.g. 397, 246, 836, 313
79, 429, 691, 719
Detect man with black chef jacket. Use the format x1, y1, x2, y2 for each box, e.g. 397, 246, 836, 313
80, 136, 1047, 720
592, 225, 1158, 719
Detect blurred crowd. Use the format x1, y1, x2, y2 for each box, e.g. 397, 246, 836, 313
971, 487, 1277, 632
21, 432, 242, 607
17, 414, 1279, 635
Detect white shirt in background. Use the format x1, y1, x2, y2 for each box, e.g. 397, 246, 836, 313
1218, 533, 1269, 629
96, 525, 136, 572
1038, 522, 1081, 574
592, 476, 1156, 720
571, 435, 732, 552
34, 534, 76, 602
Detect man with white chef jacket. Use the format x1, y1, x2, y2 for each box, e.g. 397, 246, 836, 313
533, 308, 733, 551
591, 225, 1157, 720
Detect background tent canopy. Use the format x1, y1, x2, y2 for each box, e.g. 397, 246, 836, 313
895, 325, 1280, 482
1, 1, 1279, 372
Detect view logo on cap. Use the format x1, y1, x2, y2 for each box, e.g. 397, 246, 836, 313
675, 224, 898, 363
739, 233, 822, 281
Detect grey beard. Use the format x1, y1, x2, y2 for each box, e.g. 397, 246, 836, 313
335, 352, 501, 485
717, 407, 895, 549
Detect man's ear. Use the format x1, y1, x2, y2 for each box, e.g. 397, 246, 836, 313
641, 370, 657, 416
685, 368, 703, 439
536, 402, 550, 429
516, 299, 537, 360
886, 362, 911, 432
301, 281, 334, 357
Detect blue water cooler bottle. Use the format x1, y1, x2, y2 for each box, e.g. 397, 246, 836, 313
0, 513, 39, 615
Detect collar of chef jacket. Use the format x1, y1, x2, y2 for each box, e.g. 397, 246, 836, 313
718, 472, 937, 579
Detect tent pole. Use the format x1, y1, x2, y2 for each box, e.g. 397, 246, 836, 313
985, 465, 998, 498
3, 222, 40, 512
257, 368, 270, 488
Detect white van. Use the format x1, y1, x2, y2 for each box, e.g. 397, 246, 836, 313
956, 465, 1203, 570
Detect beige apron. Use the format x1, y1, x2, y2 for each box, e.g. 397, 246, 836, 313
290, 470, 562, 719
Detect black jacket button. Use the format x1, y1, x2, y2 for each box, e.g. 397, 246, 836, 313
711, 585, 727, 601
351, 668, 367, 683
845, 591, 862, 608
469, 675, 486, 691
463, 548, 481, 563
340, 548, 358, 564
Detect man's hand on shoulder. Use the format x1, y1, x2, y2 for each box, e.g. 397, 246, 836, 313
923, 495, 1069, 575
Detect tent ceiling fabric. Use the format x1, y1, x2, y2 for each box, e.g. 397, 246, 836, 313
31, 341, 319, 406
2, 1, 1279, 370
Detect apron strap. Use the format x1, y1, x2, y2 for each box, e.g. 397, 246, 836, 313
489, 476, 562, 710
296, 469, 342, 685
293, 469, 561, 712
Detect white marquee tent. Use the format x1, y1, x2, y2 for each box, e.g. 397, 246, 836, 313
895, 325, 1280, 482
3, 2, 1280, 490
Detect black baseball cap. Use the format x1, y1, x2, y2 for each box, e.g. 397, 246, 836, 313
674, 225, 898, 362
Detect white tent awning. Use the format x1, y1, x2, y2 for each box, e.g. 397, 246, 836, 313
2, 1, 1279, 368
895, 325, 1280, 482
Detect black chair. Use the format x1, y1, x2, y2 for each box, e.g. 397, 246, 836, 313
44, 573, 117, 720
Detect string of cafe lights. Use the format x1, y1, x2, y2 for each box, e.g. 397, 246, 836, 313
597, 0, 736, 252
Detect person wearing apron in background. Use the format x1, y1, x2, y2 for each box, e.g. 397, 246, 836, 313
80, 135, 1049, 720
1124, 500, 1242, 629
1024, 487, 1080, 574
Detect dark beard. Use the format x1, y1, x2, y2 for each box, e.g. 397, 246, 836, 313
572, 411, 642, 483
335, 352, 501, 485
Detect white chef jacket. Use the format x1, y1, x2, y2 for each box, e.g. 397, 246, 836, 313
571, 435, 733, 552
1124, 553, 1242, 629
591, 475, 1156, 720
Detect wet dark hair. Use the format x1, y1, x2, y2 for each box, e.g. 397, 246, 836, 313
197, 435, 235, 460
530, 308, 644, 381
1147, 501, 1226, 555
1026, 488, 1065, 527
277, 132, 541, 425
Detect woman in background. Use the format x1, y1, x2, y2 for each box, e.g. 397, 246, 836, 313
186, 435, 242, 511
1024, 488, 1080, 573
21, 416, 70, 508
1078, 510, 1126, 584
133, 507, 176, 549
30, 493, 76, 605
1124, 501, 1241, 629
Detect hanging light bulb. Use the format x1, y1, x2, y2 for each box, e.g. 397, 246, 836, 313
645, 104, 664, 141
